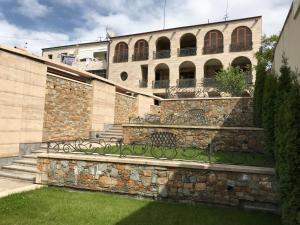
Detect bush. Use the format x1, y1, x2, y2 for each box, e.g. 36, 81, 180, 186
215, 66, 249, 96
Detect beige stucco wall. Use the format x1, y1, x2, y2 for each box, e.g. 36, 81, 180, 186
273, 3, 300, 75
108, 17, 262, 94
91, 80, 116, 131
136, 95, 154, 117
0, 50, 47, 157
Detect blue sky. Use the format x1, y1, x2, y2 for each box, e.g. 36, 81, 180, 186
0, 0, 292, 54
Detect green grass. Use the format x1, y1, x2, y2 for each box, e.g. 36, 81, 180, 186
80, 145, 274, 167
0, 187, 281, 225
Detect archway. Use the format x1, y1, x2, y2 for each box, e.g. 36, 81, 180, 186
204, 59, 223, 86
155, 37, 171, 59
179, 33, 197, 56
153, 63, 170, 88
178, 61, 196, 87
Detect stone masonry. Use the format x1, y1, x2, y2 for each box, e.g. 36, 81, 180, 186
114, 93, 138, 124
43, 75, 93, 141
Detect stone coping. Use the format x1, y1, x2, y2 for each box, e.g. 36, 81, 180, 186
37, 153, 275, 175
122, 124, 264, 131
161, 97, 252, 101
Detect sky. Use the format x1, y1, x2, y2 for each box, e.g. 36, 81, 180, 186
0, 0, 292, 55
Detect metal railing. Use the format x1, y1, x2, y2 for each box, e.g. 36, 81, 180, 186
177, 78, 196, 87
139, 80, 148, 88
203, 46, 224, 54
113, 54, 128, 63
132, 50, 149, 61
153, 50, 171, 59
178, 47, 197, 57
152, 80, 170, 89
203, 74, 253, 86
230, 42, 253, 52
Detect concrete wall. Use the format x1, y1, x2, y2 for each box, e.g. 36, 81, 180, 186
136, 95, 154, 117
273, 2, 300, 76
108, 17, 262, 94
42, 74, 93, 141
0, 50, 47, 157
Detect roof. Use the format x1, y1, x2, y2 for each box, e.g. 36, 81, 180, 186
110, 16, 262, 39
0, 44, 161, 100
42, 40, 109, 51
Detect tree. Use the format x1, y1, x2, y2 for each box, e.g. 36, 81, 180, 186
215, 66, 248, 96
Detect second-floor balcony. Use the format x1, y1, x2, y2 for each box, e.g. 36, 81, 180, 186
132, 49, 149, 61
203, 46, 224, 54
153, 50, 171, 59
177, 78, 196, 87
113, 54, 128, 63
139, 80, 148, 88
178, 47, 197, 57
230, 43, 253, 52
203, 73, 253, 87
152, 80, 170, 89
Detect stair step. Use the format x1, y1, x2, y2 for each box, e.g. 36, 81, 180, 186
2, 165, 37, 173
0, 170, 35, 182
13, 159, 37, 166
23, 154, 38, 159
31, 149, 47, 153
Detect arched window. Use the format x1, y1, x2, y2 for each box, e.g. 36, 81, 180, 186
231, 26, 252, 52
203, 30, 224, 54
178, 61, 196, 87
179, 33, 197, 56
153, 63, 170, 88
203, 59, 223, 86
114, 42, 128, 63
231, 56, 253, 83
133, 39, 149, 61
155, 37, 171, 59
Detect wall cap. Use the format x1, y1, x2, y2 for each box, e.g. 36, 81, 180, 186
161, 97, 253, 101
37, 153, 275, 175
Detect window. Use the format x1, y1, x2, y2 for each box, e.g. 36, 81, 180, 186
204, 30, 223, 54
93, 51, 106, 60
120, 72, 128, 81
231, 26, 252, 51
114, 42, 128, 63
48, 54, 53, 59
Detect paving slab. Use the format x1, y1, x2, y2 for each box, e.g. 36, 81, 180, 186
0, 177, 43, 198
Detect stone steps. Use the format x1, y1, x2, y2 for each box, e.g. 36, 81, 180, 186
0, 170, 36, 182
2, 165, 37, 173
13, 158, 37, 166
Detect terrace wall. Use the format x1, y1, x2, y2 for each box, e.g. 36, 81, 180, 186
37, 154, 279, 210
114, 93, 138, 124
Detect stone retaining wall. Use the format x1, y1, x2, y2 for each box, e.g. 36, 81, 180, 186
37, 154, 279, 210
160, 97, 254, 127
150, 105, 160, 116
123, 125, 264, 152
114, 93, 138, 124
43, 75, 92, 141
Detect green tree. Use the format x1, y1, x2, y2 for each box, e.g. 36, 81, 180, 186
215, 66, 248, 96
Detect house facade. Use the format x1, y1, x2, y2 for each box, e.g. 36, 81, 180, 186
42, 41, 109, 78
108, 16, 262, 98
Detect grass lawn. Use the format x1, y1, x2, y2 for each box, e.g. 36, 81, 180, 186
78, 145, 274, 167
0, 187, 281, 225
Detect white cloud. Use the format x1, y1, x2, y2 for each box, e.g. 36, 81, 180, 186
16, 0, 50, 19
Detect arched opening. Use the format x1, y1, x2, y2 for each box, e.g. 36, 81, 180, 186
231, 26, 252, 52
153, 63, 170, 88
179, 33, 197, 56
231, 56, 252, 83
203, 30, 224, 54
178, 61, 196, 87
155, 37, 171, 59
133, 39, 149, 61
204, 59, 223, 86
114, 42, 128, 63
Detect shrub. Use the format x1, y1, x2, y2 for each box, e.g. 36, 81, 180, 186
215, 66, 248, 96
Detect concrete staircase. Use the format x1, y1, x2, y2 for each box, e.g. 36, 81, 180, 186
0, 149, 46, 183
97, 124, 123, 142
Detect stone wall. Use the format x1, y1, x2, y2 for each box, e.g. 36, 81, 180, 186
114, 93, 138, 124
160, 97, 254, 127
37, 154, 279, 210
150, 105, 161, 116
123, 125, 264, 152
0, 49, 47, 157
43, 74, 93, 141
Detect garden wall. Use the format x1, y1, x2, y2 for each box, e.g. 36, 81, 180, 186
123, 124, 264, 152
160, 97, 254, 127
42, 74, 93, 141
114, 93, 138, 124
37, 153, 279, 210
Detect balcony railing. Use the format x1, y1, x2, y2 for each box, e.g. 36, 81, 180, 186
132, 49, 149, 61
139, 80, 148, 88
203, 73, 253, 86
152, 80, 170, 89
177, 79, 196, 87
113, 54, 128, 63
153, 50, 171, 59
203, 46, 224, 54
178, 47, 197, 57
230, 43, 253, 52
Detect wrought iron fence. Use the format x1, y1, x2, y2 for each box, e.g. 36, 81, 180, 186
153, 50, 171, 59
166, 85, 208, 99
178, 47, 197, 57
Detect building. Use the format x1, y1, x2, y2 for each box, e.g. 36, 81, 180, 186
273, 0, 300, 76
42, 41, 109, 78
108, 16, 262, 98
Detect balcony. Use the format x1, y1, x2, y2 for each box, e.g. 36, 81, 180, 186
139, 80, 148, 88
230, 43, 253, 52
113, 54, 128, 63
177, 79, 196, 88
153, 50, 171, 59
132, 49, 149, 61
152, 80, 170, 89
203, 73, 253, 87
203, 46, 224, 55
178, 47, 197, 57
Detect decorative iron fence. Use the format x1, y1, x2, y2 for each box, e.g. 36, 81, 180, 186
177, 47, 197, 57
153, 50, 171, 59
166, 85, 208, 99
